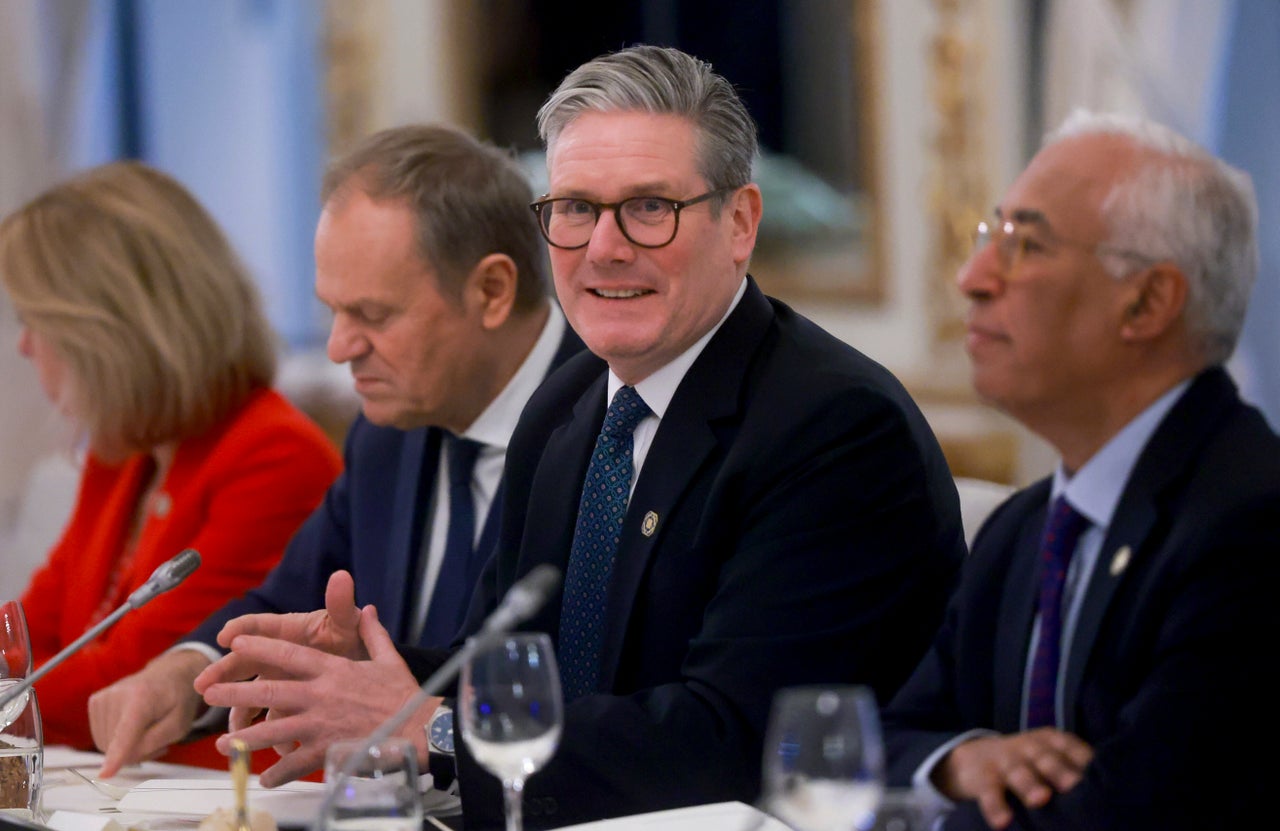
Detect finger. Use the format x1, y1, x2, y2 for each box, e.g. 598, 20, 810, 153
194, 650, 275, 693
219, 634, 330, 682
257, 744, 327, 789
358, 605, 401, 663
1046, 730, 1095, 770
217, 713, 317, 760
1023, 730, 1092, 792
266, 708, 297, 757
93, 698, 162, 777
216, 612, 302, 649
202, 676, 315, 712
325, 571, 360, 632
1027, 748, 1085, 793
229, 705, 265, 733
975, 783, 1014, 830
1003, 760, 1053, 809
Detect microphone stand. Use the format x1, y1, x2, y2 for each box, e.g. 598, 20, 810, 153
0, 548, 202, 712
312, 565, 561, 831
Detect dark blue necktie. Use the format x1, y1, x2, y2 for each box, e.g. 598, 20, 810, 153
1026, 496, 1090, 728
559, 386, 652, 701
419, 435, 483, 647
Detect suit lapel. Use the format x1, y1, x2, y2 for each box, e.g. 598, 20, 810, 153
383, 427, 439, 641
991, 488, 1050, 732
517, 373, 608, 638
596, 281, 775, 691
1060, 369, 1239, 726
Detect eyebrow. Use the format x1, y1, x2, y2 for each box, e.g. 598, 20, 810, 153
994, 206, 1052, 230
551, 182, 681, 200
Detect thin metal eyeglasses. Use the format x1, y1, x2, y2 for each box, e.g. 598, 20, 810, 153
973, 217, 1155, 272
529, 187, 733, 250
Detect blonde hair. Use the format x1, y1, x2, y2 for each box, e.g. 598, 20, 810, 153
0, 161, 276, 460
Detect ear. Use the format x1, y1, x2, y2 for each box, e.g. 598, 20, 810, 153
463, 253, 519, 330
1118, 262, 1188, 342
728, 183, 763, 266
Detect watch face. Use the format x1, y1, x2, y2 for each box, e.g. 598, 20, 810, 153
429, 709, 455, 754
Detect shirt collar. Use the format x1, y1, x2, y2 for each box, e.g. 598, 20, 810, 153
1051, 379, 1191, 529
607, 278, 748, 414
462, 303, 566, 449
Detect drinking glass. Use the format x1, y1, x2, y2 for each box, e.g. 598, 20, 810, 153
459, 633, 562, 831
761, 686, 885, 831
0, 600, 43, 821
321, 737, 422, 831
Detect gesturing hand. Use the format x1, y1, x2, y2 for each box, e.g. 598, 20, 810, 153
934, 729, 1095, 829
214, 570, 368, 661
196, 603, 437, 787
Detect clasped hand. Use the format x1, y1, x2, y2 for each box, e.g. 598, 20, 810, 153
934, 728, 1095, 829
194, 570, 434, 787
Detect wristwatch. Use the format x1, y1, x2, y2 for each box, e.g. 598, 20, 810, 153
427, 704, 455, 754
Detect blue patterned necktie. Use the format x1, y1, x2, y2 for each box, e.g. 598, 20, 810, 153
1025, 496, 1090, 728
419, 435, 483, 647
559, 385, 652, 701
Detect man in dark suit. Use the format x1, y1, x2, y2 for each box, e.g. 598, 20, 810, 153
193, 46, 964, 825
194, 42, 962, 819
86, 124, 583, 774
881, 109, 1280, 830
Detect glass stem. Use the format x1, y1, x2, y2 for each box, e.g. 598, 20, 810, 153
502, 778, 525, 831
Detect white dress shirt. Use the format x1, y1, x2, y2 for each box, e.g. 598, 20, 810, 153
605, 277, 747, 493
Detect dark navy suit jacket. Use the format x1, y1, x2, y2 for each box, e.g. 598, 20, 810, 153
187, 327, 584, 649
406, 279, 966, 828
883, 368, 1280, 830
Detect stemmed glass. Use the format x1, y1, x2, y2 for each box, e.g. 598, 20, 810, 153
459, 633, 562, 831
1, 600, 43, 819
761, 686, 885, 831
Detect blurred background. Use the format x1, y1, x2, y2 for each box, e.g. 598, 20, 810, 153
3, 0, 1277, 588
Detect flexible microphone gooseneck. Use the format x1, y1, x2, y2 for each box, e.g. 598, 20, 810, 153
0, 548, 202, 713
311, 564, 562, 831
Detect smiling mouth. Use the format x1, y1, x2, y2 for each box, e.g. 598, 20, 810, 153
590, 288, 653, 299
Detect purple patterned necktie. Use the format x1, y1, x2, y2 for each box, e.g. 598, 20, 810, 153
559, 385, 651, 701
1025, 496, 1090, 729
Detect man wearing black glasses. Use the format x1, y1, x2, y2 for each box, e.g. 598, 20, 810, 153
881, 110, 1280, 831
199, 45, 964, 827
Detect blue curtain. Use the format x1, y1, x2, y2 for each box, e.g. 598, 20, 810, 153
1207, 0, 1280, 431
51, 0, 327, 348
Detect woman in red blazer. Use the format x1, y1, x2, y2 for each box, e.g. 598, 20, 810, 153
0, 162, 342, 769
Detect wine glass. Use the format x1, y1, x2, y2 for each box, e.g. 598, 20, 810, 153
761, 686, 885, 831
0, 600, 43, 820
459, 633, 562, 831
322, 737, 422, 831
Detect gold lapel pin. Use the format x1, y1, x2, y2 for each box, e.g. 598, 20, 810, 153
641, 511, 659, 537
1109, 545, 1131, 576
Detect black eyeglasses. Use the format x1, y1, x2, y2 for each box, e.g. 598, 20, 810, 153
529, 188, 733, 250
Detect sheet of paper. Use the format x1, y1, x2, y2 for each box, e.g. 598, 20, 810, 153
41, 748, 108, 771
116, 779, 325, 827
550, 801, 788, 831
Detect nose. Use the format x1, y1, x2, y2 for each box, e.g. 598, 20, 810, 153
955, 242, 1006, 301
17, 326, 33, 358
326, 314, 370, 365
585, 207, 636, 265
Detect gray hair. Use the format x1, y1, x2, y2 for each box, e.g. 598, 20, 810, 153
1047, 108, 1258, 366
537, 44, 757, 197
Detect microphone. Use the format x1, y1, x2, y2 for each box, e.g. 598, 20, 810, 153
479, 562, 562, 635
313, 565, 561, 830
127, 547, 202, 608
378, 563, 561, 739
0, 549, 202, 713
